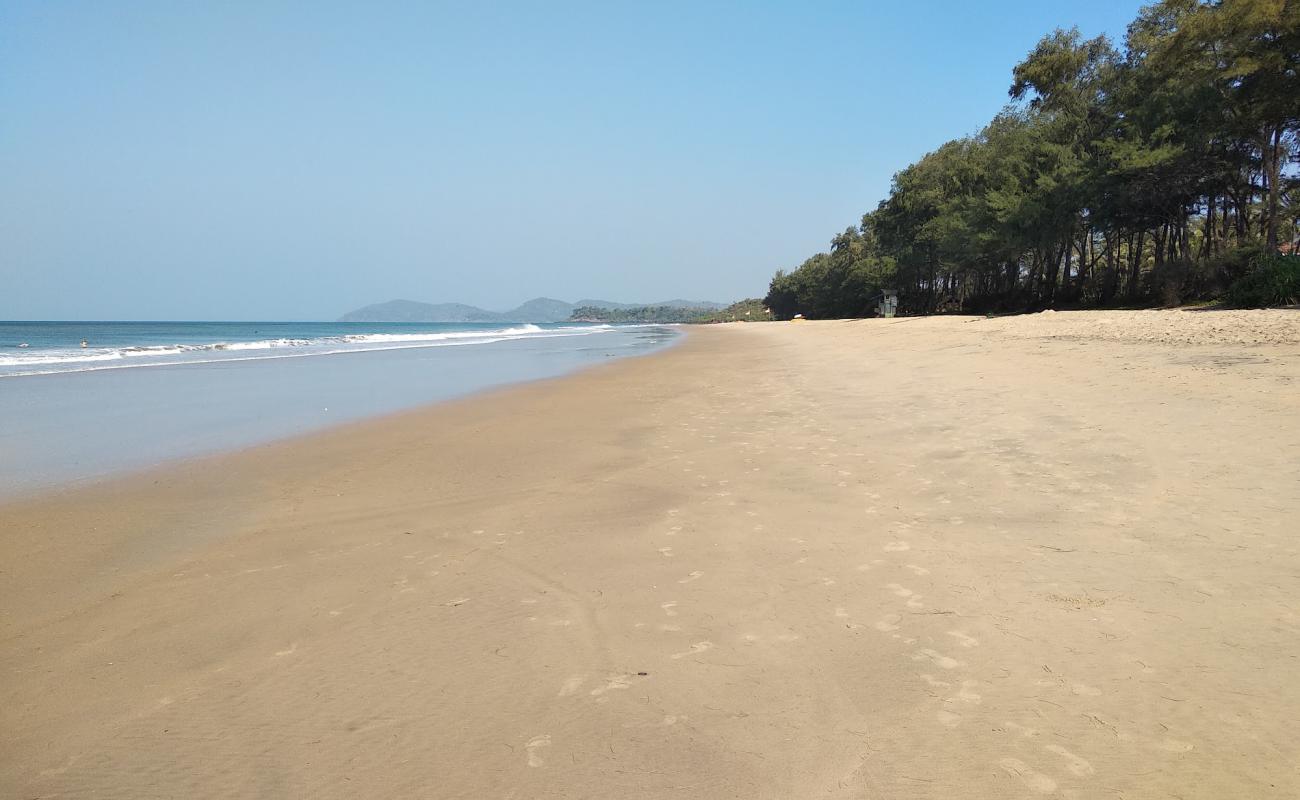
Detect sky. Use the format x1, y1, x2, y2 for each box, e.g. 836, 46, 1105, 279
1, 1, 1146, 321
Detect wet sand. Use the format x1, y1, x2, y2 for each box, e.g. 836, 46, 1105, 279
3, 310, 1298, 798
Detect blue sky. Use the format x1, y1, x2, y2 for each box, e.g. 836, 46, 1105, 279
1, 1, 1145, 320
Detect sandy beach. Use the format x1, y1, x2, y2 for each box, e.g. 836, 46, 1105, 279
3, 309, 1298, 799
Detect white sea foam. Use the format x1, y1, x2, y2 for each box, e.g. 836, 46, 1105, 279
218, 338, 312, 350
340, 324, 544, 344
0, 323, 634, 377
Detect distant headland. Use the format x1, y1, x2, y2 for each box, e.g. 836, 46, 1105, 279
338, 297, 727, 323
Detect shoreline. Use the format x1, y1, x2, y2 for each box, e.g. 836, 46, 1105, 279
0, 325, 680, 502
3, 310, 1298, 798
0, 332, 685, 510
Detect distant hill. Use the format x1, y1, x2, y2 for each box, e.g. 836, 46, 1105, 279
339, 297, 728, 323
505, 297, 575, 323
338, 300, 504, 323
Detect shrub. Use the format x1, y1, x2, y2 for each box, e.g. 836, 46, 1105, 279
1145, 259, 1194, 306
1225, 253, 1300, 308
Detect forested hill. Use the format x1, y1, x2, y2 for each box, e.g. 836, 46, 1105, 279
766, 0, 1300, 320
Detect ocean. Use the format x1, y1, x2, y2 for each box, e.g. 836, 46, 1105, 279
0, 320, 677, 498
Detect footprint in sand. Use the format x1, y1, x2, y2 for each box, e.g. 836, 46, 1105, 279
1003, 721, 1038, 738
590, 674, 632, 697
677, 571, 703, 584
660, 601, 678, 617
558, 675, 586, 697
952, 680, 982, 704
912, 649, 963, 669
947, 631, 979, 648
884, 541, 911, 552
997, 758, 1057, 794
885, 583, 913, 598
1044, 744, 1095, 776
936, 710, 963, 727
525, 735, 551, 767
905, 564, 930, 575
874, 614, 902, 632
1071, 683, 1102, 696
670, 641, 713, 659
658, 547, 675, 557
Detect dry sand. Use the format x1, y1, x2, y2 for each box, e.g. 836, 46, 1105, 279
3, 310, 1298, 798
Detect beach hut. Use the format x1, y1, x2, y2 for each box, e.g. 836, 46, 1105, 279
877, 290, 898, 318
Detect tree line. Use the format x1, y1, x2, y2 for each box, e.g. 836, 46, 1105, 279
571, 299, 770, 324
766, 0, 1299, 319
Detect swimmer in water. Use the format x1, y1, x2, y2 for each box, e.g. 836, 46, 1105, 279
80, 339, 88, 348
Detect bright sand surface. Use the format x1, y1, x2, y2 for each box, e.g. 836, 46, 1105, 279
3, 310, 1298, 798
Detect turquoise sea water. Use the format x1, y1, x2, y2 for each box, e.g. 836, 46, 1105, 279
0, 320, 641, 378
0, 321, 677, 498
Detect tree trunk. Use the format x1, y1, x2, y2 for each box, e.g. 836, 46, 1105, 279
1044, 242, 1065, 305
1101, 231, 1117, 304
1263, 127, 1282, 251
1203, 195, 1215, 260
1075, 229, 1090, 299
1128, 230, 1145, 299
1220, 195, 1230, 249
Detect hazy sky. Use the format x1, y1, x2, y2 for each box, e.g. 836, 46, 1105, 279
1, 1, 1144, 321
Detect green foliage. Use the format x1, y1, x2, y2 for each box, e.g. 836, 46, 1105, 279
571, 305, 710, 323
764, 228, 897, 319
1226, 254, 1300, 307
570, 300, 773, 324
1207, 242, 1271, 287
766, 0, 1300, 318
691, 299, 773, 323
